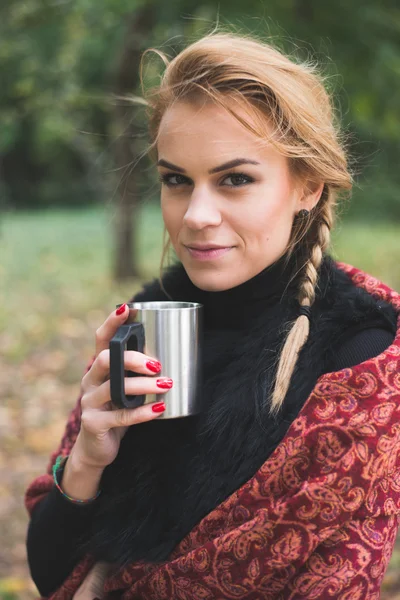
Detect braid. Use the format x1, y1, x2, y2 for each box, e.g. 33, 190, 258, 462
268, 202, 334, 416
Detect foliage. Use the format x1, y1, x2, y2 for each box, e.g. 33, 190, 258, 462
0, 1, 399, 214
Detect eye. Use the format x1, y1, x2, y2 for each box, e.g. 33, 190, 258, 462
158, 173, 189, 187
222, 172, 254, 187
158, 171, 255, 188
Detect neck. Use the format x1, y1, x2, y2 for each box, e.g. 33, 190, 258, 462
163, 246, 309, 330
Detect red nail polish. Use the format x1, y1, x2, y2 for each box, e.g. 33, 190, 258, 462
146, 360, 162, 373
152, 402, 166, 413
156, 378, 173, 389
116, 303, 126, 316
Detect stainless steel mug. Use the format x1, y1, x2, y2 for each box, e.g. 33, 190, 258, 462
109, 301, 203, 419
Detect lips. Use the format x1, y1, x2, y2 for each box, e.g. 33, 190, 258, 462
185, 246, 234, 261
186, 245, 230, 250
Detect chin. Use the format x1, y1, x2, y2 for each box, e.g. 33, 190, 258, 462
185, 267, 240, 292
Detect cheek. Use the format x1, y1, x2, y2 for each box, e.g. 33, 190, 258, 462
231, 184, 294, 245
250, 179, 295, 224
161, 198, 183, 242
232, 201, 280, 238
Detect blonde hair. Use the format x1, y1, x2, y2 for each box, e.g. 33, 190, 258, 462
134, 29, 353, 416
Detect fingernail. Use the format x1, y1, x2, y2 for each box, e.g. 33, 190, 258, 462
146, 360, 162, 373
152, 402, 166, 413
156, 378, 173, 389
116, 303, 126, 316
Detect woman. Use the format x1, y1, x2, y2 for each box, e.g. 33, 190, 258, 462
25, 31, 400, 599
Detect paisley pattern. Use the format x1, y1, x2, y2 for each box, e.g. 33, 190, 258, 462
25, 261, 400, 599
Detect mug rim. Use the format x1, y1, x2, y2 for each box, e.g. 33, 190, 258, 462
116, 301, 203, 310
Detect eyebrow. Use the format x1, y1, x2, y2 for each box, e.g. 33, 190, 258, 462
156, 158, 261, 174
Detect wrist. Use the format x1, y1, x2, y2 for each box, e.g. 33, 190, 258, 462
59, 449, 104, 502
68, 445, 106, 476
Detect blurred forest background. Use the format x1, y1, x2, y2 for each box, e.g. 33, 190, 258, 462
0, 0, 400, 598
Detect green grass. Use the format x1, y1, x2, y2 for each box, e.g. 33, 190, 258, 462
330, 220, 400, 291
0, 202, 165, 309
0, 203, 165, 361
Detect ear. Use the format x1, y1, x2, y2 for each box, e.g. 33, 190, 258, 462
297, 180, 325, 212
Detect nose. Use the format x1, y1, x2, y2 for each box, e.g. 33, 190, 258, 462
182, 188, 222, 230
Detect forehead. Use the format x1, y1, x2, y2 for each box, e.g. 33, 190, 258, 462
157, 99, 278, 162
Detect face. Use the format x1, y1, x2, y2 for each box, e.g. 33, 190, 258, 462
157, 99, 321, 292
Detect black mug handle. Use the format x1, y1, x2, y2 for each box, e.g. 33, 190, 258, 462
109, 322, 146, 409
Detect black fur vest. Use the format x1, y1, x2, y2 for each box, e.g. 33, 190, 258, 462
82, 251, 397, 568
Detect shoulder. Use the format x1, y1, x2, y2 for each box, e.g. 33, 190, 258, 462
312, 254, 399, 371
330, 326, 396, 371
317, 254, 398, 330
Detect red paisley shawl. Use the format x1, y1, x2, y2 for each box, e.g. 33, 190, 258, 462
25, 261, 400, 599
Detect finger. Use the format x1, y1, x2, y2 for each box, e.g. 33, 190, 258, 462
85, 401, 167, 432
95, 304, 137, 356
82, 375, 173, 410
83, 349, 162, 389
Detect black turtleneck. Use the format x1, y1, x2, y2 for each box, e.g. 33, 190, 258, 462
178, 250, 301, 330
27, 251, 397, 597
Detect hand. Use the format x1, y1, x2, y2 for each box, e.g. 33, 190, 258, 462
72, 303, 173, 471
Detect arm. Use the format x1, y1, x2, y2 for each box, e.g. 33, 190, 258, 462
124, 474, 400, 599
120, 474, 374, 598
284, 513, 400, 598
26, 474, 98, 597
25, 357, 101, 597
25, 285, 170, 597
329, 326, 395, 372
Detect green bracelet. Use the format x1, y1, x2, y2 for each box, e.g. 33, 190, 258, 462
52, 454, 101, 504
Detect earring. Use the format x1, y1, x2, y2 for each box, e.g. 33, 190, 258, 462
297, 209, 310, 218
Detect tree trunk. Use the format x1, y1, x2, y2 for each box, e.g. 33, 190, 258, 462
112, 3, 155, 280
